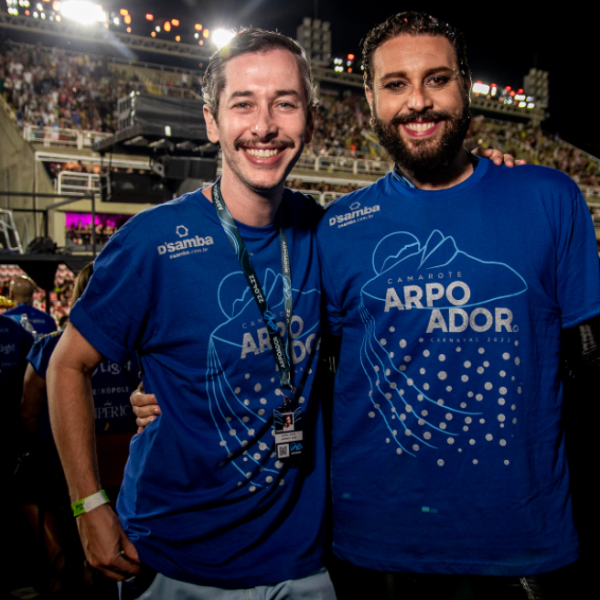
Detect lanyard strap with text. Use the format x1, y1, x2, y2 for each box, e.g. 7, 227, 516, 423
211, 178, 294, 398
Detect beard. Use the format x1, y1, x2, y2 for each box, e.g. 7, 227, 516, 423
372, 102, 471, 181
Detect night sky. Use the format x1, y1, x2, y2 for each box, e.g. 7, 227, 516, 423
104, 1, 599, 155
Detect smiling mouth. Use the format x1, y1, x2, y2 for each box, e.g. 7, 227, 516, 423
403, 121, 437, 132
244, 148, 282, 158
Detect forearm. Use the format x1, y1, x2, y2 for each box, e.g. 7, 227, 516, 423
47, 341, 101, 502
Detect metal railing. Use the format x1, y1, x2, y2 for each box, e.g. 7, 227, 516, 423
57, 171, 101, 196
296, 153, 393, 176
23, 125, 113, 150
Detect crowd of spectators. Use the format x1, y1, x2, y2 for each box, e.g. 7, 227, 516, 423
466, 116, 600, 189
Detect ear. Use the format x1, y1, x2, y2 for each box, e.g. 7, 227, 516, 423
365, 85, 375, 116
463, 74, 472, 106
203, 104, 220, 143
304, 107, 317, 144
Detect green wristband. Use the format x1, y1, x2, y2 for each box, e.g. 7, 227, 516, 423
71, 490, 109, 517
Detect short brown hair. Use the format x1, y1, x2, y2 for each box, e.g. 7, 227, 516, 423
202, 28, 318, 125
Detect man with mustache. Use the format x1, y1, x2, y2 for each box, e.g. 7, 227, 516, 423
47, 29, 337, 598
316, 12, 600, 599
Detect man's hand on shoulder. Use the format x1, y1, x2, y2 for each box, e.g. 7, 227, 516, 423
472, 147, 527, 167
77, 504, 140, 580
131, 380, 161, 433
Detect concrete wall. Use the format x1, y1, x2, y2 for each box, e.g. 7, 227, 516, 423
0, 106, 55, 248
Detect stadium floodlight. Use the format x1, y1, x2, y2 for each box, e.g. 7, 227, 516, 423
472, 83, 490, 95
212, 29, 235, 49
59, 1, 107, 25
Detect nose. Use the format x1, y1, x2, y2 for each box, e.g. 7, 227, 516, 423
252, 105, 277, 140
406, 84, 434, 113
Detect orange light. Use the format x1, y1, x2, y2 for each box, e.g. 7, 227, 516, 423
347, 54, 355, 60
146, 14, 154, 21
203, 29, 210, 38
120, 9, 128, 16
151, 32, 156, 37
505, 86, 512, 91
195, 23, 202, 31
52, 1, 59, 8
175, 35, 181, 42
172, 19, 179, 27
25, 9, 30, 15
124, 15, 131, 24
55, 14, 61, 21
164, 22, 171, 32
348, 68, 353, 73
127, 27, 131, 33
509, 90, 515, 97
199, 40, 204, 45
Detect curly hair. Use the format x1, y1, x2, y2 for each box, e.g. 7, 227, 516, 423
362, 12, 471, 90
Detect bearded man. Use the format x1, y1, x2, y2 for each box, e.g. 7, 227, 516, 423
316, 12, 600, 599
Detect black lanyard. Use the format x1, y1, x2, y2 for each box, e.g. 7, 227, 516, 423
211, 178, 294, 399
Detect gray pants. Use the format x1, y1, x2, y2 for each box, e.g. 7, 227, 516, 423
120, 567, 336, 600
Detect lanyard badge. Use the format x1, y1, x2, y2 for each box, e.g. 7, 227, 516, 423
212, 179, 303, 460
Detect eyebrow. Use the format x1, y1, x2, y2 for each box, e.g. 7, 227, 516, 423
378, 66, 456, 81
228, 89, 303, 99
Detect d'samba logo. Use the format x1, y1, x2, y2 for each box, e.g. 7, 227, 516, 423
329, 201, 380, 227
157, 224, 214, 255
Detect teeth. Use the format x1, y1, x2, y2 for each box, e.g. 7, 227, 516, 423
405, 122, 436, 132
245, 148, 280, 157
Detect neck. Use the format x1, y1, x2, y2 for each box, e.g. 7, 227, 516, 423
203, 164, 283, 227
399, 148, 474, 191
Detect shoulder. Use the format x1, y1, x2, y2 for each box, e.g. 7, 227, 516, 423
317, 178, 386, 235
485, 162, 580, 197
283, 188, 325, 227
108, 189, 208, 246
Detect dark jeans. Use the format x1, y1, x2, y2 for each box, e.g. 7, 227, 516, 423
327, 556, 586, 600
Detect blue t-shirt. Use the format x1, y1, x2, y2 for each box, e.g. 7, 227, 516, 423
4, 303, 57, 335
27, 331, 138, 440
1, 313, 34, 409
317, 159, 600, 576
70, 188, 327, 588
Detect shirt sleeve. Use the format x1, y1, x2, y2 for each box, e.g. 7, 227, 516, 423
27, 333, 61, 378
69, 233, 151, 364
557, 190, 600, 328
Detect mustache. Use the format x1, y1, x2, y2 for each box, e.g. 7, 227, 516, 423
234, 138, 296, 151
388, 111, 452, 127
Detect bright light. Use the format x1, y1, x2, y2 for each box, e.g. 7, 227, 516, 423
527, 102, 535, 109
175, 35, 180, 42
126, 26, 130, 32
164, 22, 171, 32
151, 31, 156, 37
194, 33, 199, 38
518, 101, 526, 108
171, 19, 179, 26
347, 54, 355, 60
52, 1, 59, 9
203, 28, 210, 38
195, 23, 202, 31
155, 25, 160, 32
212, 29, 234, 48
60, 1, 107, 25
515, 94, 526, 101
119, 8, 127, 16
491, 87, 497, 96
145, 14, 153, 21
124, 14, 131, 24
472, 83, 490, 95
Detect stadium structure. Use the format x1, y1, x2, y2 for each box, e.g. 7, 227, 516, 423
1, 3, 599, 323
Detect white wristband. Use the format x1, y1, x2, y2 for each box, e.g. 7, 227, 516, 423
72, 489, 109, 517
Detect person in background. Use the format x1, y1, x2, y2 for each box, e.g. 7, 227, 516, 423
16, 263, 137, 599
4, 274, 57, 335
